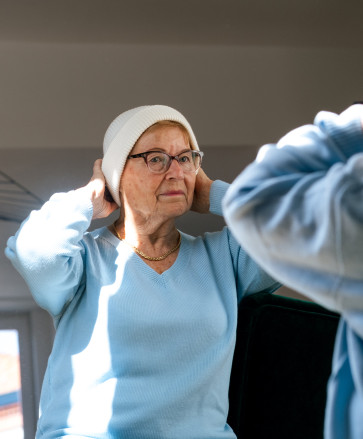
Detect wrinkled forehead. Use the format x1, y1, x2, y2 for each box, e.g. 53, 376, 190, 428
131, 121, 192, 153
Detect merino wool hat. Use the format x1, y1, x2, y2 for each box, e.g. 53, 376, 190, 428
102, 105, 199, 206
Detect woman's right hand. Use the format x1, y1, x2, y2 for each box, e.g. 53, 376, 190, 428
79, 159, 118, 219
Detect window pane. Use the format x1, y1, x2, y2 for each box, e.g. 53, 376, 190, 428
0, 330, 24, 439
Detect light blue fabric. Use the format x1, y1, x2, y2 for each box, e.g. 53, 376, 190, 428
223, 104, 363, 439
5, 180, 279, 439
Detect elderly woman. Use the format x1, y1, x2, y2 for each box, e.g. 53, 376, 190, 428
6, 105, 279, 439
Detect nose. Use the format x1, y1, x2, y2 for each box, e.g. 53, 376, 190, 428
166, 157, 184, 178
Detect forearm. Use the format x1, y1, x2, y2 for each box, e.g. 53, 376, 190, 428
5, 189, 93, 316
223, 104, 363, 312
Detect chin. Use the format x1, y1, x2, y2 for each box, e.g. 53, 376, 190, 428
165, 203, 190, 219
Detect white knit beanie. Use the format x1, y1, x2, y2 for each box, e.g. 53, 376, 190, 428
102, 105, 199, 206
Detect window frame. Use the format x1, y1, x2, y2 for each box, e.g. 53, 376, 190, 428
0, 308, 54, 439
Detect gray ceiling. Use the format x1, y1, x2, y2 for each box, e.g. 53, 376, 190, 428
1, 0, 363, 47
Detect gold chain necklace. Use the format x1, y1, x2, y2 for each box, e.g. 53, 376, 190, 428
112, 222, 181, 261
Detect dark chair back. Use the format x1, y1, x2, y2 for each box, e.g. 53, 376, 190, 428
228, 292, 340, 439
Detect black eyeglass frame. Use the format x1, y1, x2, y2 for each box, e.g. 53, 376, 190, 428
127, 150, 204, 174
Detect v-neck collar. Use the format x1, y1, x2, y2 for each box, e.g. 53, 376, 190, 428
101, 227, 191, 280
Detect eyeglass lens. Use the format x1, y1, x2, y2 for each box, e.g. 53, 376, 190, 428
146, 151, 202, 173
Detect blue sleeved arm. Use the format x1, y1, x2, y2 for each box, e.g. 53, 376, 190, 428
211, 180, 281, 303
223, 105, 363, 332
5, 189, 94, 317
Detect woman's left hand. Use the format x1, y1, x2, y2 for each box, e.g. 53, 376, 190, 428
191, 168, 213, 214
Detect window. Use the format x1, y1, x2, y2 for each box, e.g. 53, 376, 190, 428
0, 310, 53, 439
0, 330, 23, 438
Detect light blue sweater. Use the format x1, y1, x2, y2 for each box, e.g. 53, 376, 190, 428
223, 104, 363, 439
5, 180, 279, 439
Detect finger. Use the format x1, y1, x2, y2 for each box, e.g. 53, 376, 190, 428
92, 159, 104, 180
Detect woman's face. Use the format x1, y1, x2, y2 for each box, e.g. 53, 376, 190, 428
120, 125, 197, 224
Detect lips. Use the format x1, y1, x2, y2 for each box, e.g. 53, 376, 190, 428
161, 190, 185, 196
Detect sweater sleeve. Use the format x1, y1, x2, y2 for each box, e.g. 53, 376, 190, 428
211, 180, 281, 302
223, 105, 363, 330
5, 189, 94, 318
209, 180, 230, 216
